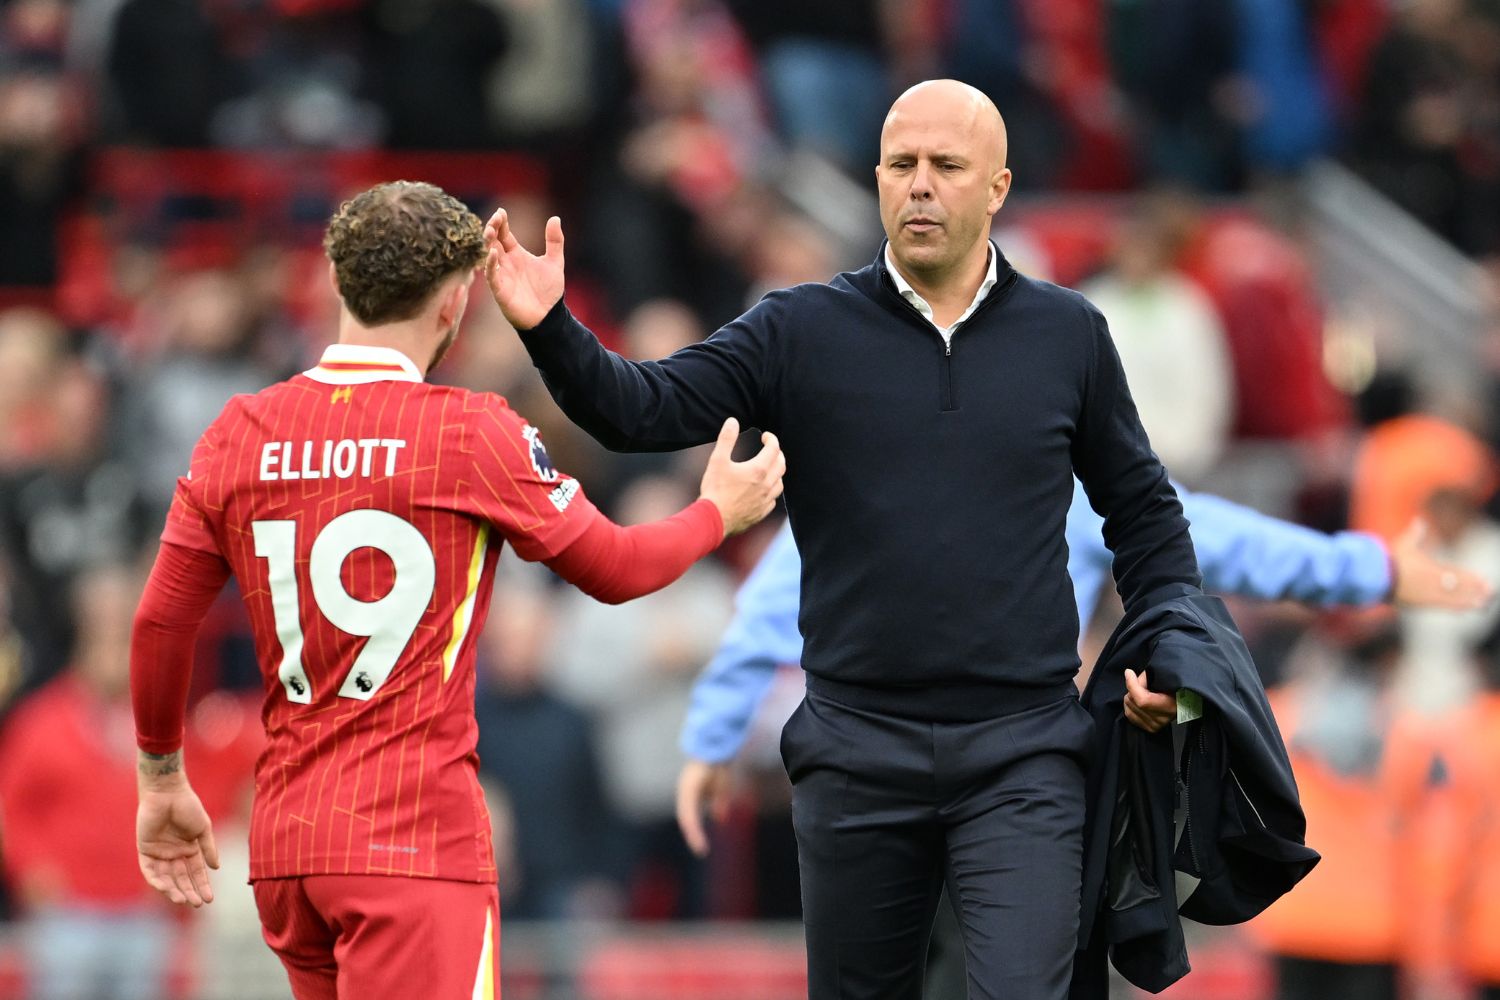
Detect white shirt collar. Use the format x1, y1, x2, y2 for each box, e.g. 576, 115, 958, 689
303, 343, 425, 385
884, 241, 999, 342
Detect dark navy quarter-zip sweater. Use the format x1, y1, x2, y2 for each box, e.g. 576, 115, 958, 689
519, 246, 1201, 721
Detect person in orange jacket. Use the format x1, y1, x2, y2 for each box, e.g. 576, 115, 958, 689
1250, 612, 1448, 1000
1442, 621, 1500, 1000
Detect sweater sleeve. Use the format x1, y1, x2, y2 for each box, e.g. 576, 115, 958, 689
131, 541, 232, 754
517, 295, 781, 452
543, 498, 724, 604
1070, 301, 1202, 612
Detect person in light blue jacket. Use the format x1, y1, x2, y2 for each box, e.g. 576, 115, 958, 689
676, 479, 1491, 853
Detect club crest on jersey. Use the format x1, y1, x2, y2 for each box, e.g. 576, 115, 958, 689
521, 424, 559, 483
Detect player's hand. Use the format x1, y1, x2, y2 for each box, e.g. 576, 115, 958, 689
1391, 517, 1492, 610
137, 785, 220, 908
699, 417, 785, 537
676, 759, 733, 858
483, 208, 565, 330
1123, 669, 1175, 734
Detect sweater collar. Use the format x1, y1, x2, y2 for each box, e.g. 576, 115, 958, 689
882, 242, 999, 334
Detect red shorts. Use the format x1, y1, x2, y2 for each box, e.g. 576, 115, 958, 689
253, 876, 499, 1000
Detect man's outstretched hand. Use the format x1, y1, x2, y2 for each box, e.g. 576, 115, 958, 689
1390, 518, 1492, 610
483, 208, 566, 330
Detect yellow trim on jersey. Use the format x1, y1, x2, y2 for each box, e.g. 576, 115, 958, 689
472, 906, 496, 1000
443, 524, 489, 682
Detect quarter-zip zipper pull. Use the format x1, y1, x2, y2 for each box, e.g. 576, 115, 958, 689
944, 339, 952, 357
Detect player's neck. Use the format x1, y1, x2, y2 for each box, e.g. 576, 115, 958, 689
336, 313, 433, 376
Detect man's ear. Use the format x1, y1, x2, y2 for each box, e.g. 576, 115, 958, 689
988, 168, 1013, 218
436, 275, 470, 331
327, 261, 341, 297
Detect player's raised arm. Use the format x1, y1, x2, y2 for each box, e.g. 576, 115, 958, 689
542, 418, 785, 604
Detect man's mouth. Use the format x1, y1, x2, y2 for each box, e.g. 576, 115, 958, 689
904, 218, 940, 233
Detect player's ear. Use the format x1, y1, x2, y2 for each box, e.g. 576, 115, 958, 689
436, 276, 468, 330
327, 262, 341, 298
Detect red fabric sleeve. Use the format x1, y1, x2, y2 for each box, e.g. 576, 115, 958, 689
543, 498, 724, 604
131, 541, 232, 754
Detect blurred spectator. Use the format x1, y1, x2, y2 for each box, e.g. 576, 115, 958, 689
104, 0, 229, 146
0, 308, 67, 472
485, 0, 596, 144
475, 579, 620, 921
621, 297, 703, 362
1082, 197, 1235, 483
211, 4, 382, 150
1396, 485, 1500, 714
581, 0, 770, 322
741, 210, 837, 305
1181, 210, 1350, 446
1009, 0, 1137, 191
1347, 0, 1500, 256
0, 566, 28, 719
1250, 616, 1443, 1000
1350, 413, 1497, 545
0, 359, 150, 686
0, 64, 84, 285
1231, 0, 1335, 176
550, 474, 733, 919
1107, 0, 1243, 190
0, 564, 177, 1000
942, 0, 1070, 188
1444, 620, 1500, 1000
119, 268, 283, 520
366, 0, 509, 149
1350, 413, 1500, 711
723, 0, 890, 173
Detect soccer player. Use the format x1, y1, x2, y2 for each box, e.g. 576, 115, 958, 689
128, 181, 785, 1000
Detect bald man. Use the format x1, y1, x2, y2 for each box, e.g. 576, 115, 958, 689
485, 80, 1208, 999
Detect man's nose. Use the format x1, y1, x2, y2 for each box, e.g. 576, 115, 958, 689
910, 161, 934, 199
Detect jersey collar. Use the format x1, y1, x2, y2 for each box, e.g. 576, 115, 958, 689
304, 344, 425, 384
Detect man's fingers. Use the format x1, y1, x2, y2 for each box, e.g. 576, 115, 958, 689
201, 826, 220, 870
745, 432, 782, 470
712, 417, 741, 459
164, 857, 202, 907
491, 209, 520, 253
545, 215, 565, 265
676, 775, 710, 858
186, 854, 215, 905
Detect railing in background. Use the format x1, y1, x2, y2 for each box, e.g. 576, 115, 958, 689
1303, 159, 1490, 403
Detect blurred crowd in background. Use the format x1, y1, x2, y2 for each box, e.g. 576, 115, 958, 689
3, 0, 1500, 998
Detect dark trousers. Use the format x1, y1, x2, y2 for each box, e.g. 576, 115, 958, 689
781, 687, 1093, 1000
1273, 955, 1397, 1000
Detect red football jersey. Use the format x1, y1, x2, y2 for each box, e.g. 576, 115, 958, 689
162, 343, 600, 882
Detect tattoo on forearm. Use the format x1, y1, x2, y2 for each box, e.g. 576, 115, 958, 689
139, 750, 183, 777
